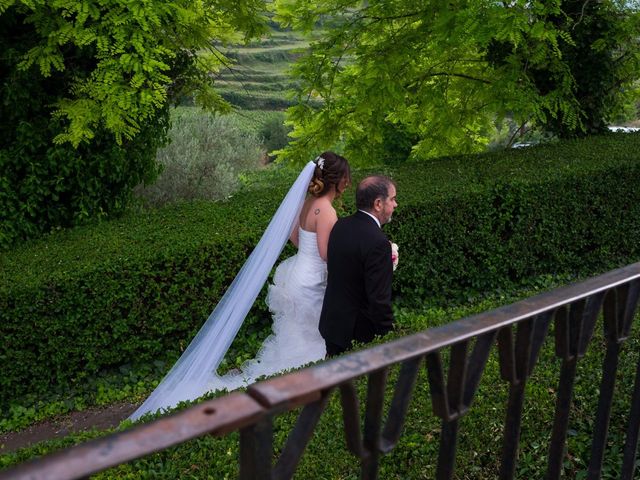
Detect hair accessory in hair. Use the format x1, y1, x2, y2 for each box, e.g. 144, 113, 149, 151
315, 156, 325, 171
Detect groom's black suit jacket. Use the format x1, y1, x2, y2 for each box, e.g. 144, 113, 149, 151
319, 211, 394, 350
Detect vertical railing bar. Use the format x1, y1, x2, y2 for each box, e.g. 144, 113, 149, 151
499, 380, 527, 480
615, 284, 629, 339
433, 341, 469, 480
499, 316, 536, 480
621, 352, 640, 480
273, 389, 333, 480
361, 368, 389, 480
603, 289, 618, 344
463, 330, 498, 407
436, 419, 460, 480
498, 326, 516, 383
426, 352, 450, 419
380, 356, 423, 452
569, 299, 586, 357
514, 319, 534, 383
447, 341, 469, 413
239, 416, 274, 480
621, 280, 640, 338
585, 285, 631, 479
527, 310, 555, 377
339, 380, 365, 458
578, 292, 606, 357
546, 357, 578, 480
586, 342, 622, 480
554, 305, 569, 360
547, 298, 587, 480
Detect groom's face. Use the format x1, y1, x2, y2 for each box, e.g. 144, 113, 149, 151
378, 184, 397, 225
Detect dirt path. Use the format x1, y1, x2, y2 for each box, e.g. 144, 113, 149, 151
0, 402, 138, 454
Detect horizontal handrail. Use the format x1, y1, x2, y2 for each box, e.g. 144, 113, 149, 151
0, 392, 263, 480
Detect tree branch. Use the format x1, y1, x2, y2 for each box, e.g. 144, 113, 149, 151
421, 71, 492, 85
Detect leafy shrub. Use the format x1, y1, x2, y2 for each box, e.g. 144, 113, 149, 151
259, 112, 292, 159
0, 0, 269, 250
3, 133, 640, 415
387, 133, 640, 304
225, 109, 292, 158
0, 8, 170, 249
134, 109, 263, 207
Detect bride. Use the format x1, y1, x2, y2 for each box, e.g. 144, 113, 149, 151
130, 152, 351, 420
231, 152, 351, 385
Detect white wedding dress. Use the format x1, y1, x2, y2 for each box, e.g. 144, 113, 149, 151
207, 228, 327, 392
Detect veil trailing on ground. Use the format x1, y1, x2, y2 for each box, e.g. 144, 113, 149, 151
129, 162, 316, 421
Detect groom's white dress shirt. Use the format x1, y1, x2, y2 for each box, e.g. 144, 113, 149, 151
359, 209, 381, 228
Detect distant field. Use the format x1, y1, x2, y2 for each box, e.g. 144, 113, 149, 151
215, 30, 308, 111
164, 27, 304, 163
168, 106, 285, 135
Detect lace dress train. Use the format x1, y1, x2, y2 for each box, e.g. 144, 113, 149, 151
207, 228, 327, 392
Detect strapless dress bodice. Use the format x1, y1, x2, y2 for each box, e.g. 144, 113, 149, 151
296, 228, 326, 271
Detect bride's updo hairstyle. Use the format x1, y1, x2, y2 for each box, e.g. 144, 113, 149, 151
308, 151, 351, 198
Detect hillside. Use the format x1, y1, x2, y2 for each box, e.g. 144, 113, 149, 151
216, 29, 308, 110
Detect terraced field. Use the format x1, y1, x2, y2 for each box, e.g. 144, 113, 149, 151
216, 30, 308, 111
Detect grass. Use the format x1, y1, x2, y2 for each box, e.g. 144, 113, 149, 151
224, 42, 308, 54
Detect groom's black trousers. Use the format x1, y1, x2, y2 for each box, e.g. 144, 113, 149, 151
325, 340, 346, 358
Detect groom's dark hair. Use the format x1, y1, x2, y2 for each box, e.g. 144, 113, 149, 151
356, 176, 395, 211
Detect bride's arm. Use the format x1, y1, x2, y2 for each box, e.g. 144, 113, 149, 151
289, 222, 300, 247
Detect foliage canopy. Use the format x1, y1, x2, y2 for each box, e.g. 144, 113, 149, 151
0, 0, 268, 145
0, 0, 267, 248
274, 0, 640, 165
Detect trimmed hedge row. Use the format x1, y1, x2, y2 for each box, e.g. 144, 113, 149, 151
387, 134, 640, 302
2, 133, 640, 410
0, 197, 285, 409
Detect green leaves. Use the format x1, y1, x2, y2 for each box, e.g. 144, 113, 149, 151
3, 0, 268, 146
1, 0, 269, 247
275, 0, 640, 165
18, 45, 65, 76
0, 0, 13, 12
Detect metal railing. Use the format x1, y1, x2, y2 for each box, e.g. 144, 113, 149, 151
3, 262, 640, 480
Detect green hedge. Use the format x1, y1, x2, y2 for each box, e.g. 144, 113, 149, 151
387, 133, 640, 302
2, 133, 640, 411
0, 195, 285, 410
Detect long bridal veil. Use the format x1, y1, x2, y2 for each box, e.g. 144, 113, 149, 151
129, 162, 316, 421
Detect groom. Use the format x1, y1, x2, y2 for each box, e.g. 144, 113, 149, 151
319, 175, 397, 356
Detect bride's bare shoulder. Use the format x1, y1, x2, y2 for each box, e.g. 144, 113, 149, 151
312, 196, 336, 215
